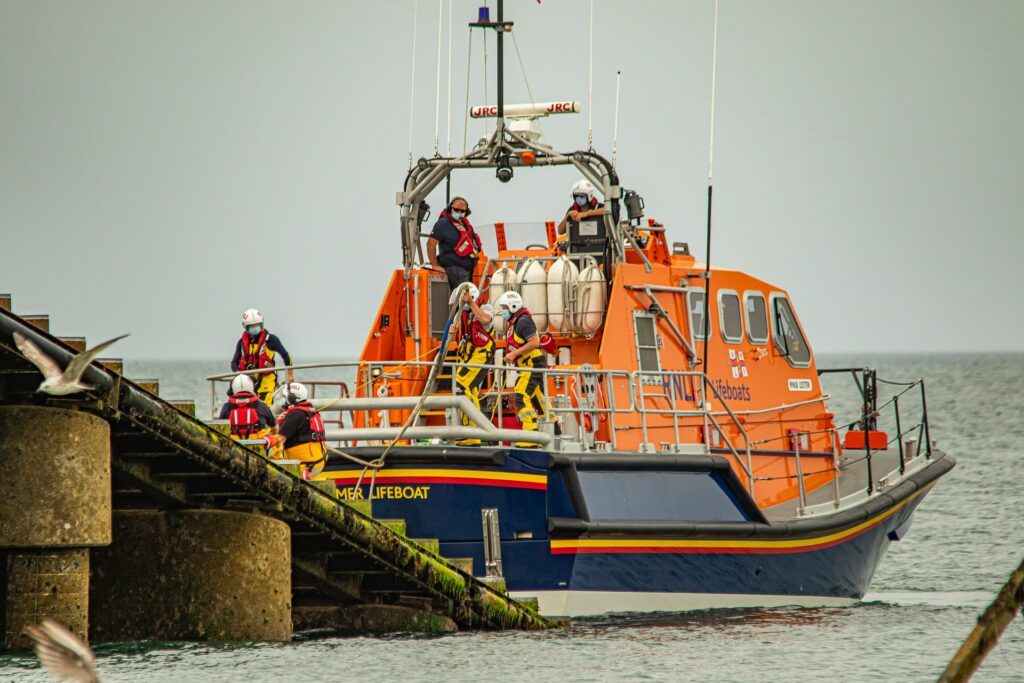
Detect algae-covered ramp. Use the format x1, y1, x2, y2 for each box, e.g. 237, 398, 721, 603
0, 305, 550, 635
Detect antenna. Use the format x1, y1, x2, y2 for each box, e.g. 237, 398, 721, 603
446, 0, 453, 157
406, 0, 420, 170
433, 0, 443, 156
587, 0, 594, 150
701, 0, 720, 389
612, 70, 622, 168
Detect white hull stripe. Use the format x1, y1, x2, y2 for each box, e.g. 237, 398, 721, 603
509, 590, 857, 618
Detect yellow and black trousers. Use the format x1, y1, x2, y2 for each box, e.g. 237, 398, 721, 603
455, 341, 493, 429
512, 350, 547, 432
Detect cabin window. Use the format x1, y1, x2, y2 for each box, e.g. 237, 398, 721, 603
771, 295, 812, 367
718, 291, 743, 343
745, 292, 769, 344
687, 290, 709, 344
633, 311, 661, 376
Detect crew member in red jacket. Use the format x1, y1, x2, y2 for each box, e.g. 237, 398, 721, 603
426, 196, 482, 289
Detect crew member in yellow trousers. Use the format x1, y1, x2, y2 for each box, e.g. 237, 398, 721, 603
276, 382, 328, 478
454, 285, 495, 446
494, 291, 546, 448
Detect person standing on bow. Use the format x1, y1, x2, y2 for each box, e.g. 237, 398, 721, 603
426, 196, 482, 290
495, 291, 547, 448
453, 284, 495, 446
276, 382, 328, 478
231, 309, 293, 407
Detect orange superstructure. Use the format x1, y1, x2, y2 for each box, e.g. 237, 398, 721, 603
356, 215, 840, 511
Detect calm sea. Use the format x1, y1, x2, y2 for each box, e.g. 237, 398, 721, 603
2, 353, 1022, 682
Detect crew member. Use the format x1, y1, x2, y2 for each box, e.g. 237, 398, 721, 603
453, 284, 495, 446
276, 382, 328, 478
495, 291, 547, 448
427, 196, 482, 290
219, 374, 277, 440
231, 308, 292, 407
556, 179, 607, 237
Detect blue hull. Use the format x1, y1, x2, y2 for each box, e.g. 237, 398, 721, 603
323, 448, 954, 616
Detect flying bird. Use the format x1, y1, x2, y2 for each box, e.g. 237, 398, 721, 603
25, 619, 100, 683
13, 332, 128, 395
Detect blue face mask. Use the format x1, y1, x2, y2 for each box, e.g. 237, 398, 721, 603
451, 210, 466, 220
499, 309, 512, 321
462, 303, 470, 311
246, 325, 262, 336
574, 195, 588, 207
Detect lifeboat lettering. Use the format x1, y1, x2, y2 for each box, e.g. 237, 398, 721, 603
713, 380, 752, 402
338, 485, 431, 500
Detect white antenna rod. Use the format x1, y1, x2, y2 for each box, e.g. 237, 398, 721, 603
707, 0, 719, 183
612, 70, 622, 168
446, 0, 453, 156
482, 26, 488, 136
407, 0, 419, 170
462, 26, 473, 154
587, 0, 594, 150
433, 0, 443, 156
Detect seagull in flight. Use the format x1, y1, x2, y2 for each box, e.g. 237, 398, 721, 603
26, 619, 100, 683
13, 332, 128, 395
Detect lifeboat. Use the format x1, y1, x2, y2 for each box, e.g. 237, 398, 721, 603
302, 2, 955, 617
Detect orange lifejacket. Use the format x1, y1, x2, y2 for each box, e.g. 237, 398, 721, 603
461, 308, 493, 348
505, 308, 533, 351
227, 391, 264, 439
239, 329, 275, 377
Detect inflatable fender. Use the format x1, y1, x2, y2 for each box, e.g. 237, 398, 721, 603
575, 257, 606, 334
517, 257, 548, 332
547, 255, 579, 333
489, 264, 516, 335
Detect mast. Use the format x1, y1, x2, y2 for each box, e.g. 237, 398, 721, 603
496, 0, 505, 133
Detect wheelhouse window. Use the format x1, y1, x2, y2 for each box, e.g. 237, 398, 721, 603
687, 290, 709, 344
633, 311, 661, 377
718, 291, 743, 343
744, 293, 769, 344
771, 295, 811, 367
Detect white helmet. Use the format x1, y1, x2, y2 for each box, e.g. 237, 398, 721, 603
230, 374, 254, 395
495, 290, 524, 315
571, 179, 596, 201
283, 382, 308, 405
448, 282, 479, 305
242, 308, 264, 332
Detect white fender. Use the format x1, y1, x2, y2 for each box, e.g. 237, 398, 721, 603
489, 264, 516, 335
517, 258, 548, 331
546, 255, 579, 333
575, 259, 607, 334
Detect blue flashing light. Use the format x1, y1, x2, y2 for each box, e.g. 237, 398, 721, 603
478, 6, 490, 23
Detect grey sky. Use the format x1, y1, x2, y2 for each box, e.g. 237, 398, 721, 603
2, 0, 1022, 360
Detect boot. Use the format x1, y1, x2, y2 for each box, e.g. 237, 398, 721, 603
515, 408, 541, 449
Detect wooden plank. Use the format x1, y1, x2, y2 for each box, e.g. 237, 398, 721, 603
59, 337, 86, 353
22, 315, 49, 333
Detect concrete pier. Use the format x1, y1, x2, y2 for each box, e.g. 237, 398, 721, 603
90, 510, 292, 642
0, 406, 110, 648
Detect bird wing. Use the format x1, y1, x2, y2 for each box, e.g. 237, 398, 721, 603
64, 333, 129, 384
13, 332, 63, 381
26, 619, 99, 683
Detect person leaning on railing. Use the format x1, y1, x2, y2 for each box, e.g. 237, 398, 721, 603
454, 285, 495, 447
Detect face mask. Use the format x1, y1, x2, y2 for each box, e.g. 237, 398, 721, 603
574, 196, 588, 207
462, 303, 470, 311
451, 210, 466, 220
499, 309, 512, 321
246, 325, 262, 336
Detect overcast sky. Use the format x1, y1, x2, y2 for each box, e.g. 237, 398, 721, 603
2, 0, 1022, 360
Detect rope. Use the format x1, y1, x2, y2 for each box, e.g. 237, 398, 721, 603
510, 28, 544, 139
445, 0, 453, 156
587, 0, 594, 150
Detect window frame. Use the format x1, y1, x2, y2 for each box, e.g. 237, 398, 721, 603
769, 292, 812, 368
686, 289, 710, 348
632, 309, 662, 383
717, 289, 744, 344
743, 290, 770, 345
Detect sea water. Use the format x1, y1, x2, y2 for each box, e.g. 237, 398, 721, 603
2, 353, 1022, 682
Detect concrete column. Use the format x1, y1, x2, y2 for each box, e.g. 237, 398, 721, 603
4, 550, 89, 649
91, 510, 291, 642
0, 406, 110, 649
0, 406, 111, 548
